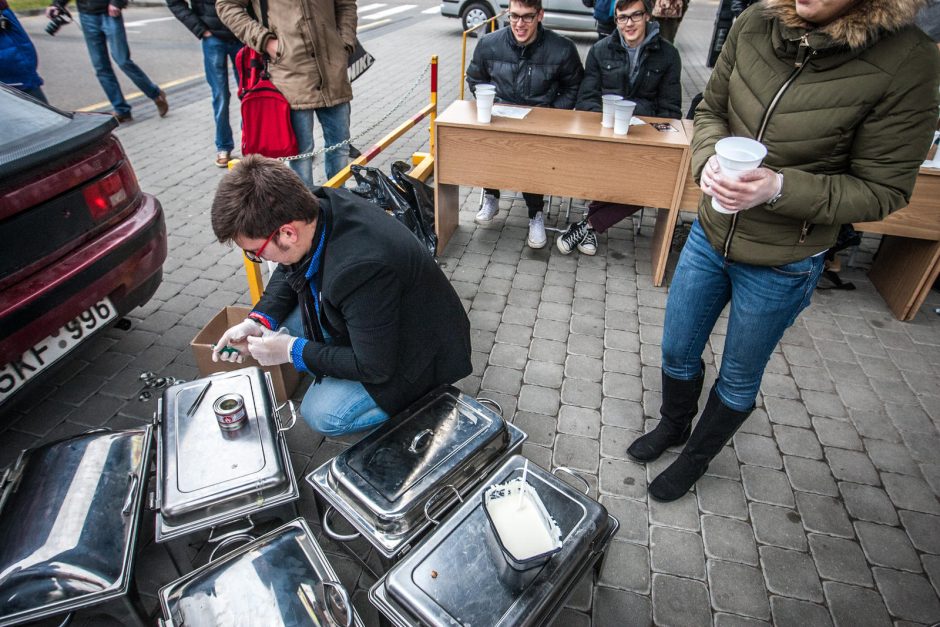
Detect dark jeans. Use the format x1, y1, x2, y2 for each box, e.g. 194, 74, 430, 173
484, 188, 544, 218
201, 36, 242, 152
662, 220, 825, 411
79, 12, 160, 115
586, 200, 642, 233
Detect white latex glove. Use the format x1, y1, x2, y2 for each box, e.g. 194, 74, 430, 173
212, 318, 264, 363
247, 328, 297, 367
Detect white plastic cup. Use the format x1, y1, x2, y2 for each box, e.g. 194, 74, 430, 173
613, 100, 636, 135
476, 91, 495, 124
475, 83, 496, 93
711, 136, 768, 213
601, 94, 623, 128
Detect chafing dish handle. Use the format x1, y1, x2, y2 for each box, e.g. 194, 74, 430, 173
552, 466, 591, 495
318, 581, 353, 627
423, 484, 463, 525
208, 515, 256, 544
122, 473, 140, 516
476, 397, 503, 416
322, 505, 361, 542
208, 533, 256, 561
274, 400, 299, 432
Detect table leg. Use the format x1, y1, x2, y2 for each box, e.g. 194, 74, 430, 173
868, 235, 940, 321
435, 182, 459, 255
650, 204, 682, 287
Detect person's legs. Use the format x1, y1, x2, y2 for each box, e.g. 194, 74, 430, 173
80, 12, 129, 116
524, 193, 546, 248
586, 201, 642, 233
288, 108, 316, 189
316, 101, 352, 181
660, 220, 731, 381
717, 253, 825, 410
649, 245, 826, 501
103, 15, 160, 99
202, 36, 234, 154
300, 377, 390, 436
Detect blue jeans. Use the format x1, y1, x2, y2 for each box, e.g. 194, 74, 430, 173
289, 102, 351, 188
202, 36, 242, 152
662, 220, 824, 412
282, 306, 390, 436
79, 12, 160, 116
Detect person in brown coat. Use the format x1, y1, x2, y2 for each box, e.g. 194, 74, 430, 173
217, 0, 357, 187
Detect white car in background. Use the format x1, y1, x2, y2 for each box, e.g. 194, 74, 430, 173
441, 0, 596, 33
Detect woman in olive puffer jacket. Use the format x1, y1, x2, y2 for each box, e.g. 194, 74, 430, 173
627, 0, 940, 502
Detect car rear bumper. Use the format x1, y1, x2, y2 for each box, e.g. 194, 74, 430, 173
0, 193, 167, 365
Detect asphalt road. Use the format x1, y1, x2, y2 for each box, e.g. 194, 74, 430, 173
21, 0, 447, 113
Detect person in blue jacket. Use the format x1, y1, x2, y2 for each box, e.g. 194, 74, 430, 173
0, 0, 48, 102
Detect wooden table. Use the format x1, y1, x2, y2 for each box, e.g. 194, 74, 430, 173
854, 167, 940, 321
434, 100, 692, 286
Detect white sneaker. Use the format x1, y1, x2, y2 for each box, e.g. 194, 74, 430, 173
527, 211, 547, 249
475, 194, 499, 224
578, 228, 598, 255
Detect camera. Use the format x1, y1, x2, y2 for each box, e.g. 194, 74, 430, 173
45, 6, 71, 36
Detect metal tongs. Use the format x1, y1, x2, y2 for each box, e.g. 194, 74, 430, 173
186, 381, 212, 417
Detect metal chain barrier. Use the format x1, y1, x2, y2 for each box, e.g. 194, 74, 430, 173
279, 62, 432, 163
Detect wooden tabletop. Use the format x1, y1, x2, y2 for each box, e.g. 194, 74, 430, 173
436, 100, 691, 149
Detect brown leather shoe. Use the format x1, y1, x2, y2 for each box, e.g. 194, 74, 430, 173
114, 112, 133, 124
153, 90, 169, 117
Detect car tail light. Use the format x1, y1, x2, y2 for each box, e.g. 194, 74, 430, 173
82, 162, 139, 221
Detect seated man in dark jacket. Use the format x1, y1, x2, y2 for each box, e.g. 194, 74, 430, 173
210, 155, 473, 436
466, 0, 584, 249
558, 0, 681, 256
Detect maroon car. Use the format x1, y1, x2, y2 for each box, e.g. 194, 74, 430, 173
0, 85, 166, 406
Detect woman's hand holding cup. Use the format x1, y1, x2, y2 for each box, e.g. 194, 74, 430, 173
702, 155, 782, 214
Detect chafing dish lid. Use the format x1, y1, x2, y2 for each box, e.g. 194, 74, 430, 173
159, 518, 363, 627
330, 387, 507, 513
157, 368, 291, 526
383, 455, 610, 627
0, 428, 150, 625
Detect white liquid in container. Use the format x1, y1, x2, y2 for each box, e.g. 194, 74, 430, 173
484, 478, 561, 561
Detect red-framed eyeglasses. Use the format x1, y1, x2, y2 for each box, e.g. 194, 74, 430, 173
243, 226, 280, 263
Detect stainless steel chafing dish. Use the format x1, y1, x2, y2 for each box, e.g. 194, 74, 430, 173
0, 427, 152, 627
153, 367, 300, 542
369, 455, 619, 627
158, 517, 364, 627
307, 385, 526, 560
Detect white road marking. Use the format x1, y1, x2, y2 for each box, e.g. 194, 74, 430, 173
357, 18, 391, 31
357, 3, 386, 13
123, 16, 177, 27
363, 5, 416, 20
422, 6, 441, 13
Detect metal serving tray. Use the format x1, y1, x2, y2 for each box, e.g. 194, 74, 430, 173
158, 517, 364, 627
369, 455, 618, 627
154, 367, 300, 542
0, 427, 152, 627
307, 386, 526, 559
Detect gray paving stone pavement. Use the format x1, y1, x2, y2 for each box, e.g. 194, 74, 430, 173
3, 0, 940, 625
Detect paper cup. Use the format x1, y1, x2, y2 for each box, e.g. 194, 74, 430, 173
710, 137, 768, 213
601, 94, 623, 129
476, 92, 495, 124
613, 100, 636, 135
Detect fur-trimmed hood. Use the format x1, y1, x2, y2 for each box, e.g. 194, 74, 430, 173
762, 0, 927, 49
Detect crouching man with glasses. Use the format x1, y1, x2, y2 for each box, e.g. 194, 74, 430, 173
209, 155, 472, 436
466, 0, 584, 249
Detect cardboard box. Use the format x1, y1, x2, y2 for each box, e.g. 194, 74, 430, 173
191, 306, 301, 402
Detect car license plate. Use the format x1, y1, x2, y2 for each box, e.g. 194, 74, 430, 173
0, 298, 117, 405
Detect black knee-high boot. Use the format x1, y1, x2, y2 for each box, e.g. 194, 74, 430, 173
627, 361, 705, 462
648, 388, 753, 502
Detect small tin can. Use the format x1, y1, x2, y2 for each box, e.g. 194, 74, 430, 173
213, 393, 247, 431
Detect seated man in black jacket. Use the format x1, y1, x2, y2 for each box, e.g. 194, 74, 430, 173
466, 0, 584, 249
209, 155, 473, 436
557, 0, 681, 256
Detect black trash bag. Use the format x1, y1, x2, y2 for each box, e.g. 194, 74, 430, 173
350, 164, 437, 257
390, 160, 436, 239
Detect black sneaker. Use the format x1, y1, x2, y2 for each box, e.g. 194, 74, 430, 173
556, 220, 588, 255
578, 228, 598, 255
